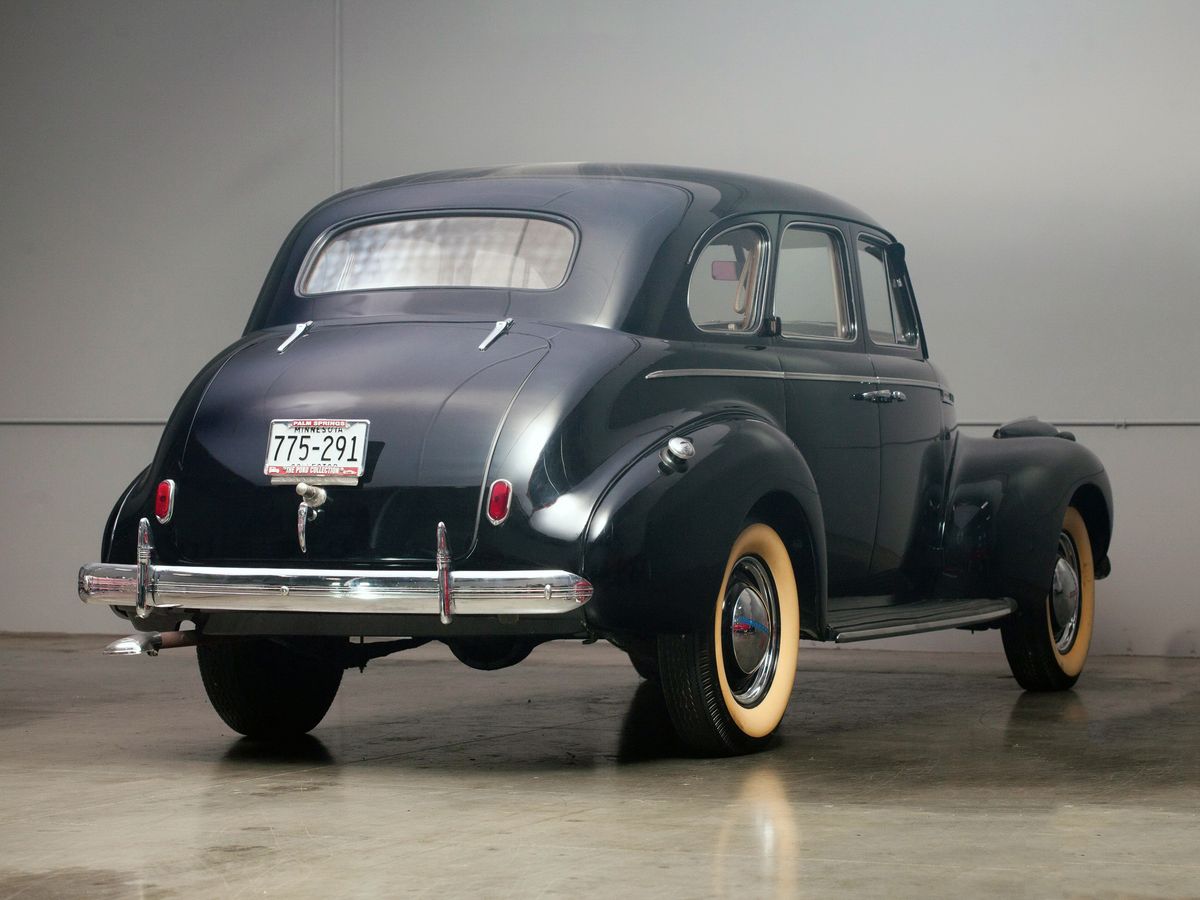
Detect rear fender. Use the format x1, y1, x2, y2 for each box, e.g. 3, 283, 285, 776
938, 432, 1112, 606
582, 417, 826, 637
102, 466, 151, 564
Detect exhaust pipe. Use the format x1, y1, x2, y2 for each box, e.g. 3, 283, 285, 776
104, 630, 200, 657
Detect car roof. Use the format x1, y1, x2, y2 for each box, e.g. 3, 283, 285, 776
333, 163, 884, 230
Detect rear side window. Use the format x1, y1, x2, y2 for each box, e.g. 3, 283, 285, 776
858, 239, 919, 347
773, 226, 852, 340
688, 225, 769, 333
299, 215, 575, 294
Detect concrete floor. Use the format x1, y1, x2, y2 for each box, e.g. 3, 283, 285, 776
0, 636, 1197, 899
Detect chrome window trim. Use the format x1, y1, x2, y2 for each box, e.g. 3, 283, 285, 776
293, 209, 581, 298
685, 222, 772, 336
773, 221, 857, 344
856, 234, 921, 350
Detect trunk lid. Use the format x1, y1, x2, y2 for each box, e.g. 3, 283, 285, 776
171, 319, 547, 564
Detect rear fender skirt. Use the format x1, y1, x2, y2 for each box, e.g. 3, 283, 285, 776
582, 417, 826, 637
937, 433, 1112, 606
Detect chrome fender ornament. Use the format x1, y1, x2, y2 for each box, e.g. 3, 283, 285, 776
295, 482, 327, 554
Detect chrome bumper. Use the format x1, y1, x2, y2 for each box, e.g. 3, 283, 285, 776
78, 519, 592, 623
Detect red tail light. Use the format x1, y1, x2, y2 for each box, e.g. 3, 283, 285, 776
486, 479, 512, 525
155, 479, 176, 524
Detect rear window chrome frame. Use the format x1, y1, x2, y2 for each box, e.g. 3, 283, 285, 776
293, 209, 581, 298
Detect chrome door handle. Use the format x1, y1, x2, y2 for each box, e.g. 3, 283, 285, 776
853, 389, 907, 403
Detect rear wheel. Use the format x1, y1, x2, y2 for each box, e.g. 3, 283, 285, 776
197, 637, 344, 738
1001, 506, 1095, 691
658, 523, 800, 756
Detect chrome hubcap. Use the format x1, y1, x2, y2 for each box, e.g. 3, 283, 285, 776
1050, 532, 1081, 654
722, 556, 779, 707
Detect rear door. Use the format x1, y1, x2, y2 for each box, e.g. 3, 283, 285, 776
771, 219, 880, 596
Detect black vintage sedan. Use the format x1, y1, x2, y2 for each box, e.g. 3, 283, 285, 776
79, 164, 1113, 756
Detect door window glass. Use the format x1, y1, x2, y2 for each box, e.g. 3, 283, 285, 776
773, 226, 851, 340
858, 239, 919, 346
688, 225, 768, 333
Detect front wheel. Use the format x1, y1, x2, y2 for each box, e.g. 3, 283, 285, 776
1001, 506, 1095, 691
197, 637, 344, 738
658, 523, 800, 756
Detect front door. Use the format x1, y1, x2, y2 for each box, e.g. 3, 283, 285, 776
855, 233, 947, 595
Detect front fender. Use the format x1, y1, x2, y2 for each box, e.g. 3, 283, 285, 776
937, 432, 1112, 606
581, 416, 826, 638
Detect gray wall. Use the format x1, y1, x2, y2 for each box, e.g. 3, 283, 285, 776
2, 0, 1197, 655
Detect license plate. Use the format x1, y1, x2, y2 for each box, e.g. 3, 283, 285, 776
264, 418, 370, 478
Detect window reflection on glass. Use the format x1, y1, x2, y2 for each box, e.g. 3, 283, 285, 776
688, 226, 767, 333
300, 216, 575, 294
773, 227, 850, 340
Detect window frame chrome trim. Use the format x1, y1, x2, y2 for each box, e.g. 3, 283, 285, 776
685, 222, 773, 337
772, 220, 858, 344
292, 209, 582, 298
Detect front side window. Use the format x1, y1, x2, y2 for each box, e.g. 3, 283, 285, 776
773, 226, 851, 340
857, 239, 919, 347
299, 215, 575, 294
687, 225, 768, 333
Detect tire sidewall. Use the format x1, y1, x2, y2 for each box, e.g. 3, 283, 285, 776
711, 523, 800, 739
1049, 507, 1095, 677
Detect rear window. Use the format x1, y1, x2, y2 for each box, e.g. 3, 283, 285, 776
299, 215, 576, 295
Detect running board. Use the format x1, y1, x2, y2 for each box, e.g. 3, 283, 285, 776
826, 597, 1017, 643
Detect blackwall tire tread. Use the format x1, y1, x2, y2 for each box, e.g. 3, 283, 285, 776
658, 632, 749, 757
1001, 612, 1079, 691
197, 638, 344, 739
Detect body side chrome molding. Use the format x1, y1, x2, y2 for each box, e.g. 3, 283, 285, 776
645, 368, 786, 381
645, 368, 946, 393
